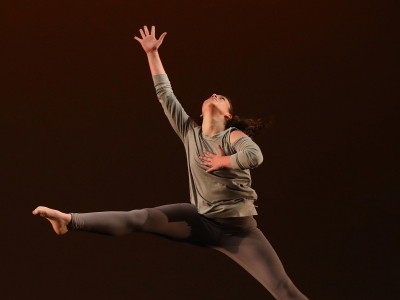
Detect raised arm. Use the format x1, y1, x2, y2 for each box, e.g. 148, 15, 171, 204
134, 25, 167, 76
134, 25, 193, 141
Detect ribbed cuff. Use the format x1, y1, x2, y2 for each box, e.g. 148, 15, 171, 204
152, 73, 169, 85
229, 154, 242, 170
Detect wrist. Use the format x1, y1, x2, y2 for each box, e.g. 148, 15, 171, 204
146, 49, 159, 55
221, 156, 232, 169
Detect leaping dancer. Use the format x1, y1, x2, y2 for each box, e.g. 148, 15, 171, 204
33, 25, 308, 300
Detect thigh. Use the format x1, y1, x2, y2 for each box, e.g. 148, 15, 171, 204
143, 203, 218, 245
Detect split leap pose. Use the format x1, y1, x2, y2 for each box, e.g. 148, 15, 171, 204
33, 26, 308, 300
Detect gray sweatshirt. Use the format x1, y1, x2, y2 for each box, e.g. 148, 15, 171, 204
154, 74, 263, 218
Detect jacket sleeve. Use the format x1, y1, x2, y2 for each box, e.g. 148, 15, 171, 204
229, 136, 263, 170
153, 74, 194, 142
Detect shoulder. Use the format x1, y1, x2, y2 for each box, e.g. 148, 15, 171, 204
229, 129, 248, 144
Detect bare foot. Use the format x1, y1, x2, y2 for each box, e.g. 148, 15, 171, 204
32, 206, 71, 235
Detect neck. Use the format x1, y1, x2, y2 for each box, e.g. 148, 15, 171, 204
201, 115, 226, 137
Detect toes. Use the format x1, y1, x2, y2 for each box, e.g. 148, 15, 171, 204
32, 206, 47, 216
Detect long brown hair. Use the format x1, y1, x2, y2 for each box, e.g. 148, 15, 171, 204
225, 96, 270, 139
225, 116, 266, 139
197, 95, 272, 139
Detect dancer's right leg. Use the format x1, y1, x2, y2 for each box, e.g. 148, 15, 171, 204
32, 204, 197, 240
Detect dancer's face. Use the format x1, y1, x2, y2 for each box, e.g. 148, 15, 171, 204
201, 94, 232, 120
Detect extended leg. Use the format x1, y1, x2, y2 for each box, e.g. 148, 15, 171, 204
214, 228, 308, 300
33, 204, 204, 241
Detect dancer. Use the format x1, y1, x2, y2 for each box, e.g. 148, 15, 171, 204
33, 26, 308, 300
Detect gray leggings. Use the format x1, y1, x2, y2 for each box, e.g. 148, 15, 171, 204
70, 203, 307, 300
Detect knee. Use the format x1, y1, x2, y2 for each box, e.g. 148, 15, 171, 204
127, 209, 149, 231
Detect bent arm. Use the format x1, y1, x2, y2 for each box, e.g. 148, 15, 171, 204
230, 131, 263, 170
199, 131, 263, 172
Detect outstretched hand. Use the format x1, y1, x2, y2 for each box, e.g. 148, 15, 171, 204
134, 25, 167, 53
199, 145, 229, 173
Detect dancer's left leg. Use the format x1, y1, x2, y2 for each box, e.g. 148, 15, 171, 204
214, 228, 308, 300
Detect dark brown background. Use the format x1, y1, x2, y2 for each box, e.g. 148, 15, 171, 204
1, 1, 399, 299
